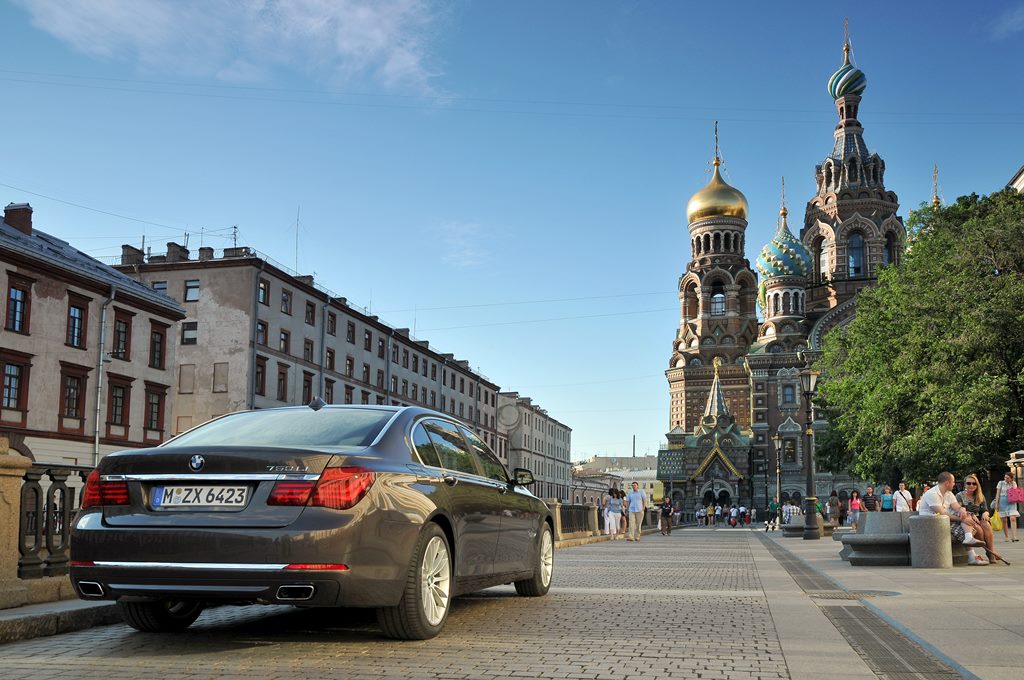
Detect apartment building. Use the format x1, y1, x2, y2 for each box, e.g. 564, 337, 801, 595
0, 204, 185, 465
497, 392, 571, 502
113, 244, 500, 449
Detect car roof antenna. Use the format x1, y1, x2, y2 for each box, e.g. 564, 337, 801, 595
308, 396, 327, 411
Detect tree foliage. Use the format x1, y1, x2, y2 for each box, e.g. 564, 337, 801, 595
818, 189, 1024, 484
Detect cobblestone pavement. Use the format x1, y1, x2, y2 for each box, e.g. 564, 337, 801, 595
0, 531, 790, 680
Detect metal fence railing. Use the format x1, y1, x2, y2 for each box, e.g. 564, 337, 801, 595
558, 504, 589, 536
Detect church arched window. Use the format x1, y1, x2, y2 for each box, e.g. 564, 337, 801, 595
782, 385, 795, 404
848, 232, 865, 276
710, 282, 726, 316
883, 232, 898, 267
815, 238, 830, 282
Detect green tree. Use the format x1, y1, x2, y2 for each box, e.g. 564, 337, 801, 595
818, 189, 1024, 484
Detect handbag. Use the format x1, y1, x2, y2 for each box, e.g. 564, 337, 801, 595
991, 510, 1003, 532
1008, 487, 1024, 503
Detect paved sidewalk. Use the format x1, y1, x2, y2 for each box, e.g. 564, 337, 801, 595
765, 526, 1024, 680
0, 527, 996, 679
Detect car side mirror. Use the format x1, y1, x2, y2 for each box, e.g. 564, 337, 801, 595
513, 468, 535, 486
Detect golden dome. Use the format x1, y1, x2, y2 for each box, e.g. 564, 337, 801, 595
686, 159, 749, 223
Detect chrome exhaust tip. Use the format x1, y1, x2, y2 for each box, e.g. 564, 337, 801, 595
78, 581, 105, 597
276, 585, 315, 601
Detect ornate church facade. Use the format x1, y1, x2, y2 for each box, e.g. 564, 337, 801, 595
658, 35, 906, 511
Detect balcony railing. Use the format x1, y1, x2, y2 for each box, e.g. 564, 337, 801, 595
19, 464, 91, 579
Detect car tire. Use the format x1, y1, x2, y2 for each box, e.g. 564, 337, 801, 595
376, 523, 452, 640
514, 522, 553, 597
118, 599, 204, 632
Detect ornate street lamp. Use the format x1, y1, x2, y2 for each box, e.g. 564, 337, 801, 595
772, 431, 782, 513
799, 364, 821, 540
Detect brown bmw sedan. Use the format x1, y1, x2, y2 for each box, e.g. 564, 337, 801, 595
70, 404, 553, 639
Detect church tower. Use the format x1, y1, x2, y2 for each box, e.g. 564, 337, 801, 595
667, 127, 759, 432
801, 26, 905, 348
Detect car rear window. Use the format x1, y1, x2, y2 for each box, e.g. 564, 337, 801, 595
164, 408, 394, 449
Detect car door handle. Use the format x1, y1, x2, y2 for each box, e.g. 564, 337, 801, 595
442, 474, 458, 486
494, 484, 508, 494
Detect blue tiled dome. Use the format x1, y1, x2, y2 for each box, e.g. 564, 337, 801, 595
756, 209, 812, 279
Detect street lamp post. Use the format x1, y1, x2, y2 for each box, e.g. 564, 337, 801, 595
799, 364, 821, 540
772, 432, 782, 512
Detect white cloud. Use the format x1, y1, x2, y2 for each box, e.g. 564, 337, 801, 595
992, 2, 1024, 40
436, 221, 487, 269
15, 0, 445, 92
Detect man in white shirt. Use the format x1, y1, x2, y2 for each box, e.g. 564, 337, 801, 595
894, 482, 914, 512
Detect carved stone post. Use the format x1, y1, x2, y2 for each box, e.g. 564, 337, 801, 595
0, 437, 32, 609
586, 503, 599, 536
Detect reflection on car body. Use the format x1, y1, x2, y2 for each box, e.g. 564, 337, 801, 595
70, 405, 554, 639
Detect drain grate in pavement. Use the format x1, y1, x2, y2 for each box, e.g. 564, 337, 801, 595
821, 606, 962, 679
808, 590, 900, 600
758, 535, 964, 679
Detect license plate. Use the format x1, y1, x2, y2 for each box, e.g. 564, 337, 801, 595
152, 485, 249, 508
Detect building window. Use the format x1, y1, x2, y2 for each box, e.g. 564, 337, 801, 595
1, 350, 32, 420
302, 372, 313, 404
149, 322, 168, 369
783, 439, 797, 464
66, 295, 88, 348
258, 279, 270, 305
816, 239, 830, 282
277, 364, 289, 401
325, 379, 335, 403
848, 233, 865, 276
183, 279, 200, 302
430, 391, 436, 407
2, 363, 23, 409
255, 356, 267, 396
112, 310, 133, 360
361, 363, 370, 383
326, 348, 336, 371
281, 290, 292, 314
152, 281, 167, 293
327, 312, 337, 336
459, 378, 465, 394
782, 385, 795, 404
431, 364, 437, 380
305, 301, 316, 325
710, 292, 726, 316
363, 330, 372, 351
344, 385, 354, 404
144, 383, 168, 435
303, 338, 314, 362
5, 276, 32, 333
377, 369, 385, 388
391, 376, 398, 393
345, 356, 354, 377
378, 338, 386, 358
279, 330, 290, 353
361, 390, 370, 405
402, 350, 409, 368
392, 345, 399, 363
181, 321, 198, 345
412, 355, 419, 373
59, 362, 90, 431
256, 320, 268, 346
883, 233, 899, 267
346, 321, 356, 343
108, 383, 128, 427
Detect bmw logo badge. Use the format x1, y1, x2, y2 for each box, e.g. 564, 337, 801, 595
189, 454, 205, 472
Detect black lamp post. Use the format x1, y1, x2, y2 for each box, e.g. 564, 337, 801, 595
772, 431, 782, 513
799, 364, 821, 540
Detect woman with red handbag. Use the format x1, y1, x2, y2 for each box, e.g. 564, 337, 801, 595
994, 472, 1020, 542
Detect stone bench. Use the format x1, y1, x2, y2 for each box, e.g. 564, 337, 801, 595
841, 512, 913, 566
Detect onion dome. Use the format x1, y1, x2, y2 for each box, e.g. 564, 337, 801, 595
827, 42, 866, 99
686, 159, 748, 223
755, 207, 812, 279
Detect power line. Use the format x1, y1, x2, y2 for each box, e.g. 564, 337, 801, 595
381, 290, 674, 313
418, 307, 676, 332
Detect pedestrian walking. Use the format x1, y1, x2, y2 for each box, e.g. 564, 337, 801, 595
625, 482, 647, 542
660, 496, 673, 535
849, 490, 862, 529
994, 471, 1020, 542
862, 485, 881, 512
827, 491, 840, 524
714, 504, 722, 527
766, 496, 779, 531
729, 505, 739, 527
894, 482, 914, 512
881, 486, 894, 511
605, 490, 623, 539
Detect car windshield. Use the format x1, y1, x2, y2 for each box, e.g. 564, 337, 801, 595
164, 408, 395, 449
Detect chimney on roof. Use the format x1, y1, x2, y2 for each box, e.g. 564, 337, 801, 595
198, 247, 214, 261
166, 242, 190, 262
121, 244, 145, 265
295, 275, 314, 287
4, 203, 32, 235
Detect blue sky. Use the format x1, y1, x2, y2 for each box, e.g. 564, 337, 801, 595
1, 1, 1022, 460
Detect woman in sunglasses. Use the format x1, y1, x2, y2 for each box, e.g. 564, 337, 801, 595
955, 474, 1003, 565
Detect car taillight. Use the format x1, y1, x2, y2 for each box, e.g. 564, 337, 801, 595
81, 470, 130, 508
267, 480, 315, 506
284, 563, 349, 571
268, 467, 375, 510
